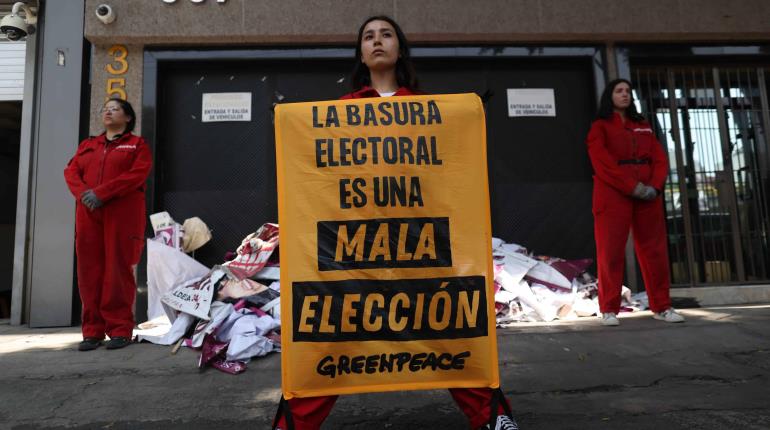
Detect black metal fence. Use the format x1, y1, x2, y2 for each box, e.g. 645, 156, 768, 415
633, 66, 770, 286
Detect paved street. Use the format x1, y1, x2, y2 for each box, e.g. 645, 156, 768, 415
1, 305, 769, 429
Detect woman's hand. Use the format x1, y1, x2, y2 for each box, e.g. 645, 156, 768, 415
640, 186, 658, 200
80, 189, 103, 210
631, 182, 646, 199
631, 183, 658, 201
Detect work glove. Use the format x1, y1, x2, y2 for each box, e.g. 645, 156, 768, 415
81, 189, 103, 210
631, 182, 646, 199
640, 185, 658, 201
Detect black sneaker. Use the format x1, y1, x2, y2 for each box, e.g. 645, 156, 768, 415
78, 338, 102, 351
105, 336, 131, 350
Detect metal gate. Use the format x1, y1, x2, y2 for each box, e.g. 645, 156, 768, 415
633, 66, 770, 286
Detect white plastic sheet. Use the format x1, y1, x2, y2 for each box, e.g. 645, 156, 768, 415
526, 260, 572, 290
146, 239, 209, 321
214, 309, 280, 361
496, 270, 557, 322
495, 247, 538, 285
191, 301, 235, 347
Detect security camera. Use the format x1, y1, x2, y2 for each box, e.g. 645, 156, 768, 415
95, 4, 116, 25
0, 15, 28, 41
0, 2, 36, 41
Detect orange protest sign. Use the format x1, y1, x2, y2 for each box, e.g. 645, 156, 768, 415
275, 93, 499, 399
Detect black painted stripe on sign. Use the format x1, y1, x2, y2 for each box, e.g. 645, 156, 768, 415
317, 217, 452, 271
292, 276, 488, 342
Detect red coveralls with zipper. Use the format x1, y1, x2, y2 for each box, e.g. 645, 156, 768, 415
586, 112, 671, 314
64, 132, 152, 339
276, 86, 510, 430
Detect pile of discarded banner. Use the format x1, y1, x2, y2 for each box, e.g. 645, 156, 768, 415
137, 216, 650, 372
492, 238, 647, 326
136, 221, 281, 375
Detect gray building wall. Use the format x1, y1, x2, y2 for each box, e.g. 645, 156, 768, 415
84, 0, 770, 45
83, 0, 770, 134
12, 0, 85, 326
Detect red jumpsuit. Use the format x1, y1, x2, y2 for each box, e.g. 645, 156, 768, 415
276, 86, 509, 430
586, 113, 671, 314
64, 132, 152, 339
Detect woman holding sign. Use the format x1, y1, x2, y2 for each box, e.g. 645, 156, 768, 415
274, 16, 518, 430
586, 79, 685, 327
64, 98, 152, 351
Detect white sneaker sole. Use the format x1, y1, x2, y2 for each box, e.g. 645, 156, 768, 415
653, 314, 685, 323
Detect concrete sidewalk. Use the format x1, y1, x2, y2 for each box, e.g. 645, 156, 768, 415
1, 305, 769, 429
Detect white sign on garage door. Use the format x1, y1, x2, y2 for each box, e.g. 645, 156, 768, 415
507, 88, 556, 117
201, 92, 252, 122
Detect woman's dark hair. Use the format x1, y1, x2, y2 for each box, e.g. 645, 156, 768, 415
596, 78, 645, 122
103, 97, 136, 133
351, 15, 418, 91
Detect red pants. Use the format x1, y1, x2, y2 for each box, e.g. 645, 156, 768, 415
75, 193, 145, 339
593, 181, 671, 314
277, 388, 507, 430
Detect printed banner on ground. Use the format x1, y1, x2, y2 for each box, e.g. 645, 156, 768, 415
161, 267, 226, 320
275, 93, 498, 398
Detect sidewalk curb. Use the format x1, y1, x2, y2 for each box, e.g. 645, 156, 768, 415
671, 284, 770, 306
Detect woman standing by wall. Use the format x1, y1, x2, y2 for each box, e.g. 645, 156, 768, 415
586, 79, 685, 327
64, 98, 152, 350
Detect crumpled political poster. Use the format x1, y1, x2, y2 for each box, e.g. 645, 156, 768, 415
161, 267, 227, 320
223, 223, 279, 280
275, 94, 499, 399
217, 277, 279, 307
